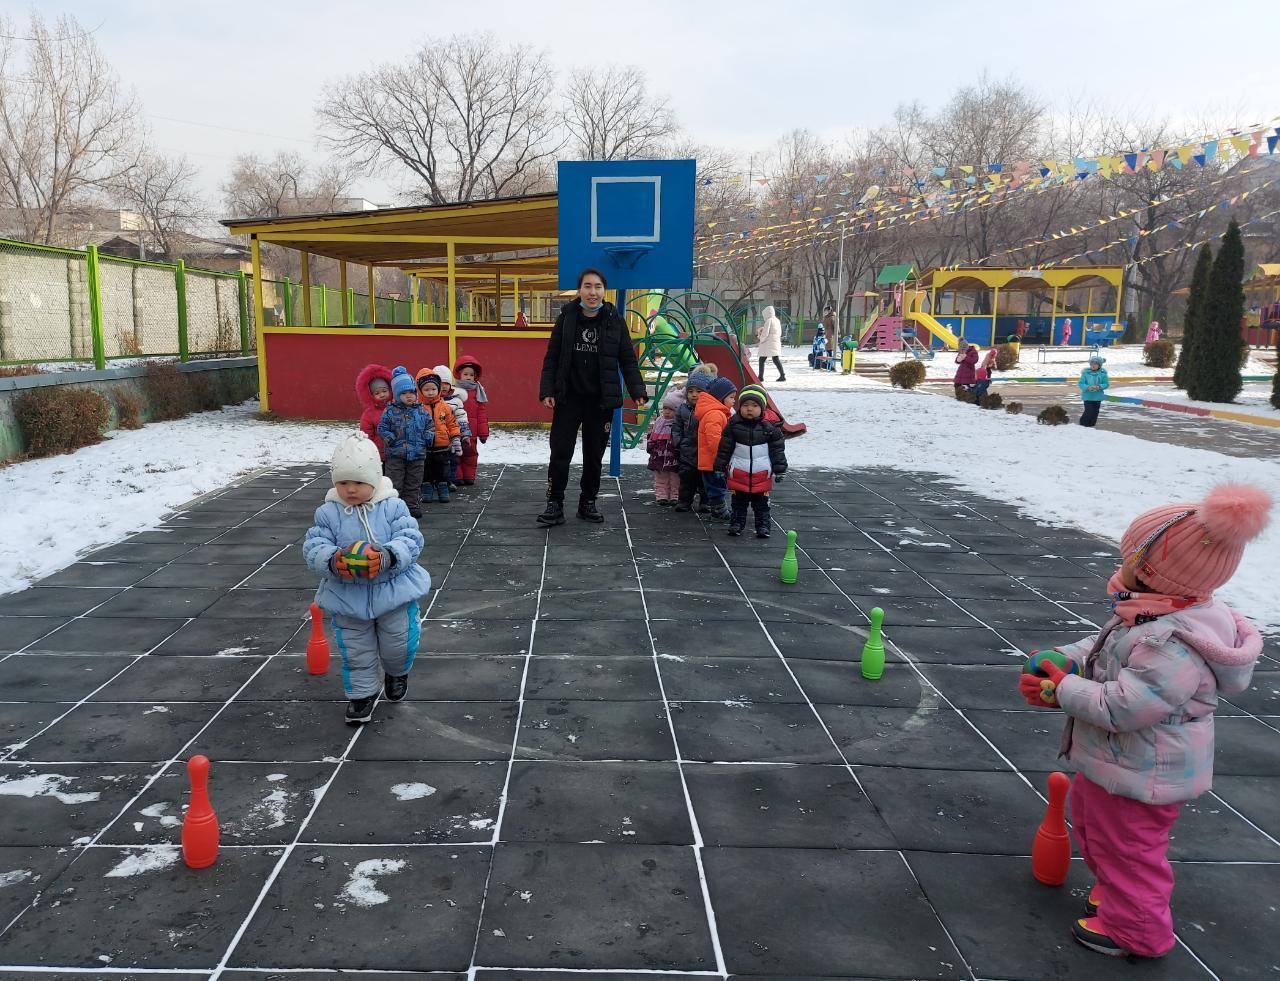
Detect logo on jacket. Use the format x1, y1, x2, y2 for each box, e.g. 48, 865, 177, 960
575, 325, 599, 351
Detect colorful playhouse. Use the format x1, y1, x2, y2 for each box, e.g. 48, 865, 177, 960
858, 264, 1127, 352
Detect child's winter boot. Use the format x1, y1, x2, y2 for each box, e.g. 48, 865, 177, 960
436, 482, 451, 502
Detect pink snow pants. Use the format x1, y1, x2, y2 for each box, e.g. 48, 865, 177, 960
1069, 773, 1183, 957
652, 471, 679, 502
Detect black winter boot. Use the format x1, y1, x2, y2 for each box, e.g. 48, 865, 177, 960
577, 498, 604, 523
345, 695, 377, 725
537, 500, 566, 527
384, 673, 408, 702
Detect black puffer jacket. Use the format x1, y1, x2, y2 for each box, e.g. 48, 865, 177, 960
672, 399, 699, 468
539, 300, 647, 410
714, 414, 787, 494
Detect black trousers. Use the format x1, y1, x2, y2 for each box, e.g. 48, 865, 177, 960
677, 464, 704, 506
547, 397, 612, 503
1080, 400, 1102, 427
425, 449, 450, 486
758, 356, 786, 380
731, 490, 771, 531
384, 456, 424, 509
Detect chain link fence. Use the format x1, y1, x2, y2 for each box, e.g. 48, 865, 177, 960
0, 237, 251, 367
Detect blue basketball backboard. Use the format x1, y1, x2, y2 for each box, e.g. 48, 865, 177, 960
557, 159, 695, 290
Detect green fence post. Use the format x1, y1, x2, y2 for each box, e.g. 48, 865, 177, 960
174, 259, 190, 362
237, 271, 250, 354
347, 288, 356, 325
85, 245, 106, 370
282, 278, 292, 327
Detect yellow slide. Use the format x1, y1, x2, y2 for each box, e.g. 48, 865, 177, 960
905, 309, 961, 351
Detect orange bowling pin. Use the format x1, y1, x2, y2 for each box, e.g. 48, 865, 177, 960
306, 602, 330, 675
1032, 771, 1071, 886
182, 754, 219, 869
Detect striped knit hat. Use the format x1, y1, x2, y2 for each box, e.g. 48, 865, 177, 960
1120, 484, 1272, 597
738, 385, 768, 410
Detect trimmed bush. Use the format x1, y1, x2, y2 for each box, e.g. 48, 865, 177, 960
187, 372, 223, 412
14, 386, 109, 457
978, 392, 1004, 409
1005, 401, 1024, 414
995, 343, 1020, 370
0, 365, 45, 378
115, 392, 143, 430
1143, 338, 1176, 368
888, 359, 927, 389
1037, 404, 1070, 426
143, 362, 193, 421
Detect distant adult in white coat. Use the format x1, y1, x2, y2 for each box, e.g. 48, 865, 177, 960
756, 306, 786, 382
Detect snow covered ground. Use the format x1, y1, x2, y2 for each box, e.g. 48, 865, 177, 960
755, 343, 1276, 382
2, 390, 1278, 631
1114, 383, 1279, 422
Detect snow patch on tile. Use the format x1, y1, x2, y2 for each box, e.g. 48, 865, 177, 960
104, 845, 180, 878
390, 782, 437, 801
338, 858, 406, 907
0, 774, 100, 805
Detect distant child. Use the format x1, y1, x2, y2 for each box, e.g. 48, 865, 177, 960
673, 367, 714, 513
453, 354, 490, 486
696, 376, 737, 519
415, 369, 462, 502
973, 347, 997, 401
377, 366, 433, 518
1078, 354, 1109, 428
953, 341, 979, 402
433, 364, 472, 489
355, 364, 393, 461
303, 431, 432, 724
714, 384, 787, 538
647, 389, 682, 505
1017, 484, 1271, 960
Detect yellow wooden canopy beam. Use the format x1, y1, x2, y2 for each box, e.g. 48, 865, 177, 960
260, 233, 558, 246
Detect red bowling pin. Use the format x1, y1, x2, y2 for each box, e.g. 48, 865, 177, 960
1032, 771, 1071, 886
182, 755, 218, 869
306, 602, 329, 675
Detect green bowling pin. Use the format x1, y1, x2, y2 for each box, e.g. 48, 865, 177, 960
861, 607, 886, 680
779, 530, 798, 584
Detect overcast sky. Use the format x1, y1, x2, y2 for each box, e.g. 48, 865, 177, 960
13, 0, 1277, 213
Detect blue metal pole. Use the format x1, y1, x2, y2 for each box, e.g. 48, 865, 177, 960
608, 288, 627, 478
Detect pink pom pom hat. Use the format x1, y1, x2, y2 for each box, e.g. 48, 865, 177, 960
1120, 484, 1273, 597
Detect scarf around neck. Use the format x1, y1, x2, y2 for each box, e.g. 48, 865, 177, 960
1106, 570, 1206, 627
456, 377, 487, 403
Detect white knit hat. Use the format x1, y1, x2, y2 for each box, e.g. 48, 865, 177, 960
433, 364, 454, 387
330, 431, 383, 487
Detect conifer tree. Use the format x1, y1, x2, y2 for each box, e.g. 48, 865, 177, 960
1188, 221, 1245, 403
1173, 244, 1213, 391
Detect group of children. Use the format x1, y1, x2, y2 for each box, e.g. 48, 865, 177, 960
308, 355, 1275, 968
355, 356, 490, 517
646, 362, 788, 538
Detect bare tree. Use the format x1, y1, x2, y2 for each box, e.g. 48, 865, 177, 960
220, 151, 355, 220
0, 12, 140, 244
563, 65, 678, 161
317, 33, 561, 204
110, 151, 206, 256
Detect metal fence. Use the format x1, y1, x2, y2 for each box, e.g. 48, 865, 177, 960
0, 237, 253, 367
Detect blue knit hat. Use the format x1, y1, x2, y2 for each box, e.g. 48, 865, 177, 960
687, 371, 714, 392
390, 365, 416, 399
708, 377, 737, 403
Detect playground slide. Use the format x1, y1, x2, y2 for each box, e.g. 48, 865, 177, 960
905, 310, 961, 351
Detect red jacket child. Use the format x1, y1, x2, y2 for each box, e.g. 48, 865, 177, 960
355, 363, 394, 458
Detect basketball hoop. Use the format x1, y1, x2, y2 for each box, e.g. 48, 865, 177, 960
603, 244, 653, 269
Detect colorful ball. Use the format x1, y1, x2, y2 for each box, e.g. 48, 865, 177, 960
343, 540, 374, 577
1021, 650, 1081, 678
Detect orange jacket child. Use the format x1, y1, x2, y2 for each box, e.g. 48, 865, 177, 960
695, 377, 735, 471
415, 368, 461, 449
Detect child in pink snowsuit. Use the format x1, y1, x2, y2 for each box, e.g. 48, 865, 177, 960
1019, 484, 1271, 959
646, 389, 682, 505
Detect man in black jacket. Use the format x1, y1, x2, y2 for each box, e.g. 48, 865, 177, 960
537, 268, 647, 526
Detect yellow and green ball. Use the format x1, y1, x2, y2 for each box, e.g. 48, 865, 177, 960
343, 540, 375, 578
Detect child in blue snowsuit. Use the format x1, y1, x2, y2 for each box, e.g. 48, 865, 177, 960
377, 365, 434, 518
304, 431, 432, 724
